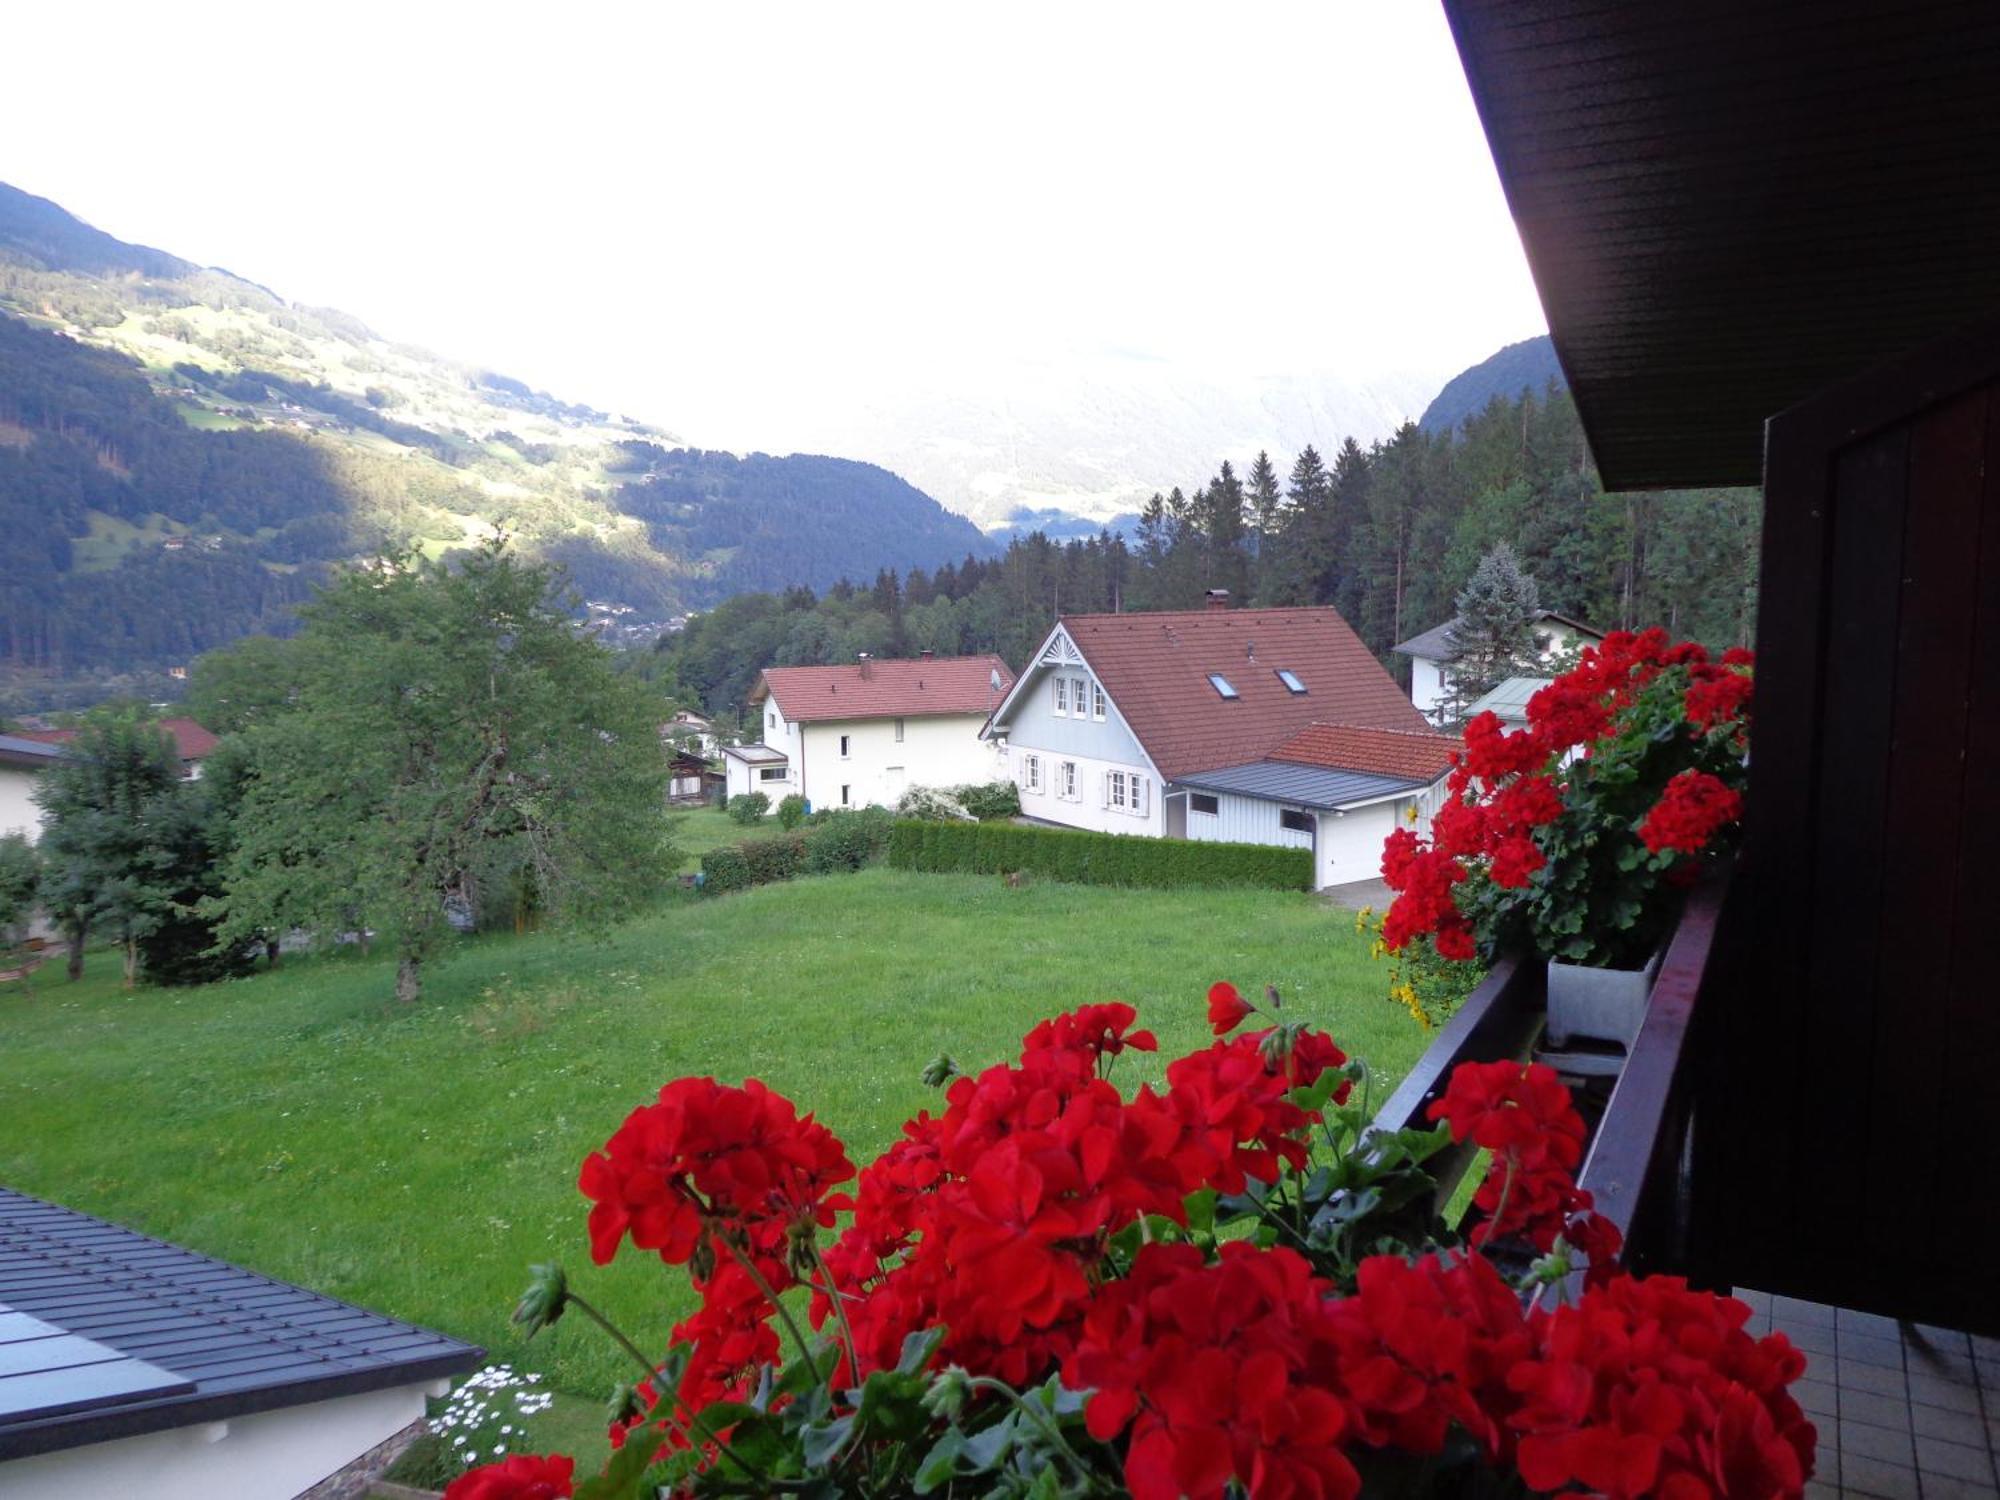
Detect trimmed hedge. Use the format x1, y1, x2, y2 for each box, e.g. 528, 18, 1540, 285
886, 820, 1312, 891
698, 810, 896, 894
702, 832, 808, 893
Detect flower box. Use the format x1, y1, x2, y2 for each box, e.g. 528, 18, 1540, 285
1545, 944, 1665, 1050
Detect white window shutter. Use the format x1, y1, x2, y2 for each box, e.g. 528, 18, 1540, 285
1099, 771, 1109, 808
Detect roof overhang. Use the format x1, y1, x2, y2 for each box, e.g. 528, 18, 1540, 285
1444, 0, 2000, 490
720, 744, 787, 764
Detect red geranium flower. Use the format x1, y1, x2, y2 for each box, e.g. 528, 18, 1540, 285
1207, 981, 1253, 1035
1639, 770, 1744, 856
443, 1453, 574, 1500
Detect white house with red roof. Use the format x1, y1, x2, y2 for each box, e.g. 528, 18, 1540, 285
982, 597, 1462, 888
726, 653, 1015, 812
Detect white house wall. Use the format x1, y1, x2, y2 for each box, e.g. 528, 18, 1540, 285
796, 714, 1000, 811
1409, 656, 1448, 721
0, 765, 41, 840
1182, 789, 1416, 890
0, 1382, 430, 1500
994, 650, 1161, 836
1005, 743, 1162, 836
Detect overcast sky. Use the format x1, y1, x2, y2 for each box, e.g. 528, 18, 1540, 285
0, 1, 1547, 449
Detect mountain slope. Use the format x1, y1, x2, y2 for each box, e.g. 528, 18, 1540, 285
1418, 334, 1565, 436
0, 182, 992, 680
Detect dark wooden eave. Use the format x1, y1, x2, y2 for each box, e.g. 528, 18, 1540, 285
1443, 0, 2000, 491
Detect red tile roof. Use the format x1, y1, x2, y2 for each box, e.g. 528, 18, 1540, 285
1269, 722, 1462, 783
755, 656, 1015, 723
1055, 607, 1431, 780
12, 716, 219, 762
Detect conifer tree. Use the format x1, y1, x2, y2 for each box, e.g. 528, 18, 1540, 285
1246, 450, 1282, 558
1441, 540, 1543, 722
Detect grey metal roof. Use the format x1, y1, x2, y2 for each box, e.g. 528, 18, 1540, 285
720, 743, 787, 763
1463, 675, 1552, 724
1173, 761, 1425, 811
0, 1187, 481, 1460
0, 735, 64, 768
1390, 611, 1603, 660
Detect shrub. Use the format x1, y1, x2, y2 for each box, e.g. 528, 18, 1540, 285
895, 785, 976, 822
803, 807, 895, 873
887, 819, 1310, 890
775, 793, 808, 829
701, 832, 807, 894
896, 781, 1022, 821
956, 779, 1022, 820
726, 791, 770, 825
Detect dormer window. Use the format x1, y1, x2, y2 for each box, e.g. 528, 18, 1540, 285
1208, 673, 1239, 700
1276, 669, 1306, 694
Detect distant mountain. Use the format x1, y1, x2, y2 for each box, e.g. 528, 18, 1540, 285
0, 182, 990, 683
984, 505, 1143, 545
1418, 335, 1565, 436
727, 354, 1446, 533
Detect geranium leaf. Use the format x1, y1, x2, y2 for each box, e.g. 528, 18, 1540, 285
896, 1326, 948, 1376
913, 1428, 966, 1492
799, 1412, 856, 1469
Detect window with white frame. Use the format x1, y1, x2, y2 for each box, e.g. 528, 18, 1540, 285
1075, 677, 1091, 715
1280, 808, 1314, 834
1130, 774, 1147, 815
1053, 677, 1069, 716
759, 766, 787, 783
1092, 682, 1106, 720
1059, 760, 1078, 800
1023, 754, 1043, 793
1190, 792, 1219, 816
841, 784, 852, 806
767, 710, 777, 733
839, 733, 851, 758
894, 717, 905, 742
1109, 770, 1127, 809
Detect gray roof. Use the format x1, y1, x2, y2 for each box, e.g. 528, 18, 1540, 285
1174, 761, 1427, 811
0, 1187, 481, 1460
1390, 610, 1603, 660
1463, 675, 1552, 723
0, 736, 64, 768
720, 743, 787, 763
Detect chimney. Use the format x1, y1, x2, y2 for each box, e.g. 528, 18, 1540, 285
919, 649, 934, 659
1204, 589, 1232, 611
857, 653, 874, 679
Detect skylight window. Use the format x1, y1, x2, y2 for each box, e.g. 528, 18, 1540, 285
1208, 673, 1239, 699
1276, 669, 1307, 694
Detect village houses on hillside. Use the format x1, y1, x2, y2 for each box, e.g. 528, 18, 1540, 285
724, 653, 1015, 812
982, 594, 1462, 891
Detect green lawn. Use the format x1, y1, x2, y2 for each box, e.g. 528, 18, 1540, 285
667, 803, 786, 872
0, 869, 1418, 1412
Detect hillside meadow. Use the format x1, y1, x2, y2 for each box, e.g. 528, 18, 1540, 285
0, 869, 1421, 1406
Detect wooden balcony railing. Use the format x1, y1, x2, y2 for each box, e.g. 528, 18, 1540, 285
1365, 868, 1732, 1276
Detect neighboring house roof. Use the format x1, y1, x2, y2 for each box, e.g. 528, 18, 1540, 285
10, 718, 219, 763
1176, 761, 1427, 812
1463, 675, 1552, 723
1271, 723, 1463, 783
0, 1186, 481, 1460
0, 736, 65, 770
754, 656, 1015, 723
1046, 607, 1429, 781
1390, 610, 1603, 661
720, 743, 787, 764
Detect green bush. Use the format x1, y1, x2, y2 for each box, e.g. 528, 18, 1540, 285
957, 780, 1022, 820
701, 832, 807, 893
886, 820, 1311, 891
727, 792, 770, 825
776, 793, 809, 829
804, 808, 895, 873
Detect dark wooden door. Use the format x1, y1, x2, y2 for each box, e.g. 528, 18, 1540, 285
1697, 323, 2000, 1335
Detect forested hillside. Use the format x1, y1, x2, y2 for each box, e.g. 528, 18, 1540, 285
0, 182, 990, 695
1418, 335, 1564, 435
651, 385, 1760, 718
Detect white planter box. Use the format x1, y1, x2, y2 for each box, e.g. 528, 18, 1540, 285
1545, 946, 1664, 1049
